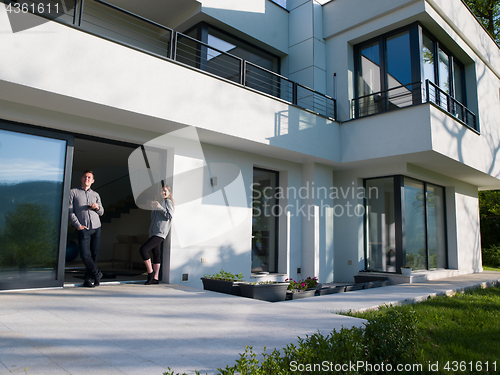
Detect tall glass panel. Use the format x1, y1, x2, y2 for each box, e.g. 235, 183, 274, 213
0, 129, 66, 288
437, 47, 450, 111
422, 33, 435, 102
252, 168, 279, 273
404, 178, 426, 270
358, 41, 381, 116
365, 178, 396, 272
438, 48, 450, 94
386, 31, 412, 109
427, 185, 447, 269
453, 61, 464, 104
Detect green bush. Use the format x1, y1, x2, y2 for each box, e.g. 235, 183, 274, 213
482, 244, 500, 267
163, 309, 419, 375
202, 269, 244, 281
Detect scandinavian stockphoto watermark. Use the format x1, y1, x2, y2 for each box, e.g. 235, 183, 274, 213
128, 126, 247, 248
252, 181, 378, 219
5, 1, 73, 33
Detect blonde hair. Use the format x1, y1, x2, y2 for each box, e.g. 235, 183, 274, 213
164, 184, 174, 207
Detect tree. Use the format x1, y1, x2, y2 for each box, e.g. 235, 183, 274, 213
478, 190, 500, 248
464, 0, 500, 44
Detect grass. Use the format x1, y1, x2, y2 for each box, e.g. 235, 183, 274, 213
483, 265, 500, 272
166, 285, 500, 375
348, 285, 500, 373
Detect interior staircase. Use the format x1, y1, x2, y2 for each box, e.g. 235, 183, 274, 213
101, 195, 138, 223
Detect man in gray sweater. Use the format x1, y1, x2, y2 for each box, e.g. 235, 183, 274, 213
69, 170, 104, 287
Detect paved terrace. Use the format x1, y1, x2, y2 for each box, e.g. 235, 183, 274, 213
1, 271, 499, 375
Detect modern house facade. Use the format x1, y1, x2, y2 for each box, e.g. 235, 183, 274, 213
1, 0, 499, 291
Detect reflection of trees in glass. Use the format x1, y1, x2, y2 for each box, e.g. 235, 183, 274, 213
0, 203, 58, 269
405, 185, 426, 270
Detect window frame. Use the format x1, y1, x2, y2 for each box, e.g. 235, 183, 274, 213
354, 22, 467, 117
251, 167, 280, 274
0, 119, 74, 291
364, 175, 448, 273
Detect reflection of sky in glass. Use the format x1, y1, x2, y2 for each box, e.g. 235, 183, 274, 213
0, 130, 66, 183
207, 34, 236, 60
271, 0, 286, 7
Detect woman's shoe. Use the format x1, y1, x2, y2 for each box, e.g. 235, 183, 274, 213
144, 272, 155, 285
151, 279, 159, 284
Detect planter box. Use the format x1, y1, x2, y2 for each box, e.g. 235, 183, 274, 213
345, 284, 364, 292
239, 282, 289, 302
354, 275, 389, 283
286, 289, 316, 300
201, 278, 241, 296
363, 280, 386, 289
316, 285, 346, 295
401, 268, 412, 276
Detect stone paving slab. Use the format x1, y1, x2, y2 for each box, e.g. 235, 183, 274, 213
0, 283, 363, 375
1, 271, 499, 374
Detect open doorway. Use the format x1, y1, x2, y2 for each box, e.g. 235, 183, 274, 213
65, 137, 152, 285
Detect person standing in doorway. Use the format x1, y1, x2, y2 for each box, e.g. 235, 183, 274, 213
139, 183, 174, 285
69, 170, 104, 288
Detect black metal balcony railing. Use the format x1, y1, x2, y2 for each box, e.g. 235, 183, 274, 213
10, 0, 336, 120
425, 80, 477, 131
352, 80, 478, 132
352, 82, 418, 118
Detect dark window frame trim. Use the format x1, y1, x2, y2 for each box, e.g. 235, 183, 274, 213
252, 166, 280, 274
354, 21, 468, 114
184, 21, 282, 75
363, 174, 448, 274
0, 118, 74, 291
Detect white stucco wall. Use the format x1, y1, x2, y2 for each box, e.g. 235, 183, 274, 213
0, 4, 339, 164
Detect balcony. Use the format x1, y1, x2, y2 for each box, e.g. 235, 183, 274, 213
8, 0, 335, 120
351, 80, 478, 133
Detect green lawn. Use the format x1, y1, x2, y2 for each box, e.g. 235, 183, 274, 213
166, 286, 500, 375
483, 265, 500, 272
349, 285, 500, 374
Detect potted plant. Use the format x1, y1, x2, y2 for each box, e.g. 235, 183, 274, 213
285, 277, 318, 300
201, 269, 244, 296
401, 266, 412, 276
239, 280, 290, 302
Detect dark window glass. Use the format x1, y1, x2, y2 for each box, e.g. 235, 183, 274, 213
386, 31, 412, 109
359, 41, 381, 96
453, 61, 464, 104
387, 31, 411, 88
404, 178, 427, 270
364, 175, 447, 273
365, 178, 396, 272
252, 168, 279, 273
427, 185, 447, 269
0, 129, 66, 287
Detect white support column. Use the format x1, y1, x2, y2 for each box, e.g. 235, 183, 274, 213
300, 162, 334, 282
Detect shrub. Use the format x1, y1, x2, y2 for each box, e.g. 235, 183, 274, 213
202, 269, 244, 281
482, 244, 500, 267
215, 309, 420, 374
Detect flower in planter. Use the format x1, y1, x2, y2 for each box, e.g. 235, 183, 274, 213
285, 277, 318, 292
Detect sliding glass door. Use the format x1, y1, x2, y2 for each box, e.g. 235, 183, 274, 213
365, 176, 447, 273
0, 122, 72, 290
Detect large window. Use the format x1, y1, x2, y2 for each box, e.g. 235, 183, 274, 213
355, 27, 418, 117
365, 176, 447, 273
252, 168, 279, 274
354, 23, 467, 123
365, 178, 396, 272
180, 23, 281, 95
0, 124, 72, 290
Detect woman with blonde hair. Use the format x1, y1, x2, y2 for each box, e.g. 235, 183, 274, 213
139, 183, 174, 285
